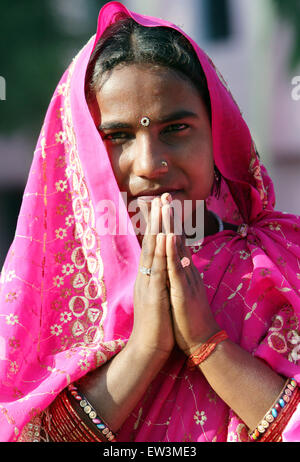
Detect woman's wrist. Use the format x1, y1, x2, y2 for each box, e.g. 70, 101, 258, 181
186, 330, 229, 369
181, 323, 222, 357
194, 336, 287, 431
126, 333, 174, 360
76, 337, 170, 433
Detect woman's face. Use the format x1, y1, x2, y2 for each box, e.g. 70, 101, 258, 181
94, 63, 214, 222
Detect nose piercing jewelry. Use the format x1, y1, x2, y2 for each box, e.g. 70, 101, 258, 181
161, 160, 168, 169
140, 116, 150, 127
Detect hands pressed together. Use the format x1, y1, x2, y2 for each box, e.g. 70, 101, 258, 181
78, 194, 287, 435
130, 193, 220, 359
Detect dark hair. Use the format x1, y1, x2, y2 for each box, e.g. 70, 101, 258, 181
85, 17, 211, 112
85, 16, 221, 197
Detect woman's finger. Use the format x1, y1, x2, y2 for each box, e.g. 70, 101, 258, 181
161, 193, 174, 235
150, 197, 162, 235
138, 196, 171, 283
138, 198, 161, 280
161, 203, 174, 234
149, 233, 168, 285
148, 198, 168, 284
176, 232, 199, 285
166, 233, 189, 288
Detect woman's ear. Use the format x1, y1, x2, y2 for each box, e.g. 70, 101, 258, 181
211, 165, 222, 198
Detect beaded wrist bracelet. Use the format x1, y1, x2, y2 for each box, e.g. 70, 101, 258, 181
46, 389, 104, 442
249, 378, 297, 441
67, 383, 117, 442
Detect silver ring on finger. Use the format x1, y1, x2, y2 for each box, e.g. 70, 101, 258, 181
139, 266, 152, 276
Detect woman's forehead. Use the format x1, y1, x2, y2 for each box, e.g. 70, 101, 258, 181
96, 64, 204, 120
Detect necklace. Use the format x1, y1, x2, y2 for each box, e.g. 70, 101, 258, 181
210, 211, 224, 233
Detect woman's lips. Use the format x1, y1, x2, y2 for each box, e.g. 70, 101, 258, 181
135, 190, 184, 203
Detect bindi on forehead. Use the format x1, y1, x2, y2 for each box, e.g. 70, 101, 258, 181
98, 109, 199, 132
96, 63, 207, 130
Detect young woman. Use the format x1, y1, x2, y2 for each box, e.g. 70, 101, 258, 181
0, 2, 299, 442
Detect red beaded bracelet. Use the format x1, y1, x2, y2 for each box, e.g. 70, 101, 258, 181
46, 389, 104, 442
249, 378, 298, 441
60, 389, 104, 442
67, 384, 117, 442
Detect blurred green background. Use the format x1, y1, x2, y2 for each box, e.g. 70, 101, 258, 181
0, 0, 108, 135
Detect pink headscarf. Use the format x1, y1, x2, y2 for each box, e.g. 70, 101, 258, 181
0, 1, 299, 442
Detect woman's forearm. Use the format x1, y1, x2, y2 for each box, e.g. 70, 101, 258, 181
77, 341, 170, 433
70, 337, 286, 438
197, 338, 286, 431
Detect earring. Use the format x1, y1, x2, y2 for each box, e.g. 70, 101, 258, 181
212, 166, 222, 198
214, 168, 220, 182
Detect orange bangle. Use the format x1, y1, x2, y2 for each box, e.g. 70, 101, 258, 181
186, 330, 228, 370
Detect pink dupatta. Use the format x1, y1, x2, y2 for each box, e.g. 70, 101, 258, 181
0, 1, 299, 442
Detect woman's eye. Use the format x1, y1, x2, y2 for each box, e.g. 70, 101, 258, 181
163, 123, 189, 134
102, 132, 130, 143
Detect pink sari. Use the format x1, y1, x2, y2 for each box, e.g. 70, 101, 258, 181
0, 1, 299, 442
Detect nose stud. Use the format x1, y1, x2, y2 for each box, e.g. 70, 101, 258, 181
161, 160, 168, 169
140, 116, 150, 127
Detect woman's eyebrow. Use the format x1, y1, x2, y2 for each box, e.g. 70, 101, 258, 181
158, 110, 198, 124
98, 121, 131, 131
98, 110, 198, 131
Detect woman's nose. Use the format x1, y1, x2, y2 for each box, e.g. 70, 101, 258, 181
131, 133, 168, 178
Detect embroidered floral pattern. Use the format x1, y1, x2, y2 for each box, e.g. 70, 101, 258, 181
239, 250, 250, 260
6, 270, 16, 282
65, 215, 75, 227
55, 228, 67, 240
60, 312, 72, 323
194, 410, 207, 426
55, 131, 67, 144
265, 305, 300, 364
53, 276, 64, 288
5, 292, 18, 303
55, 179, 68, 192
50, 324, 63, 336
5, 314, 19, 325
61, 263, 74, 275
